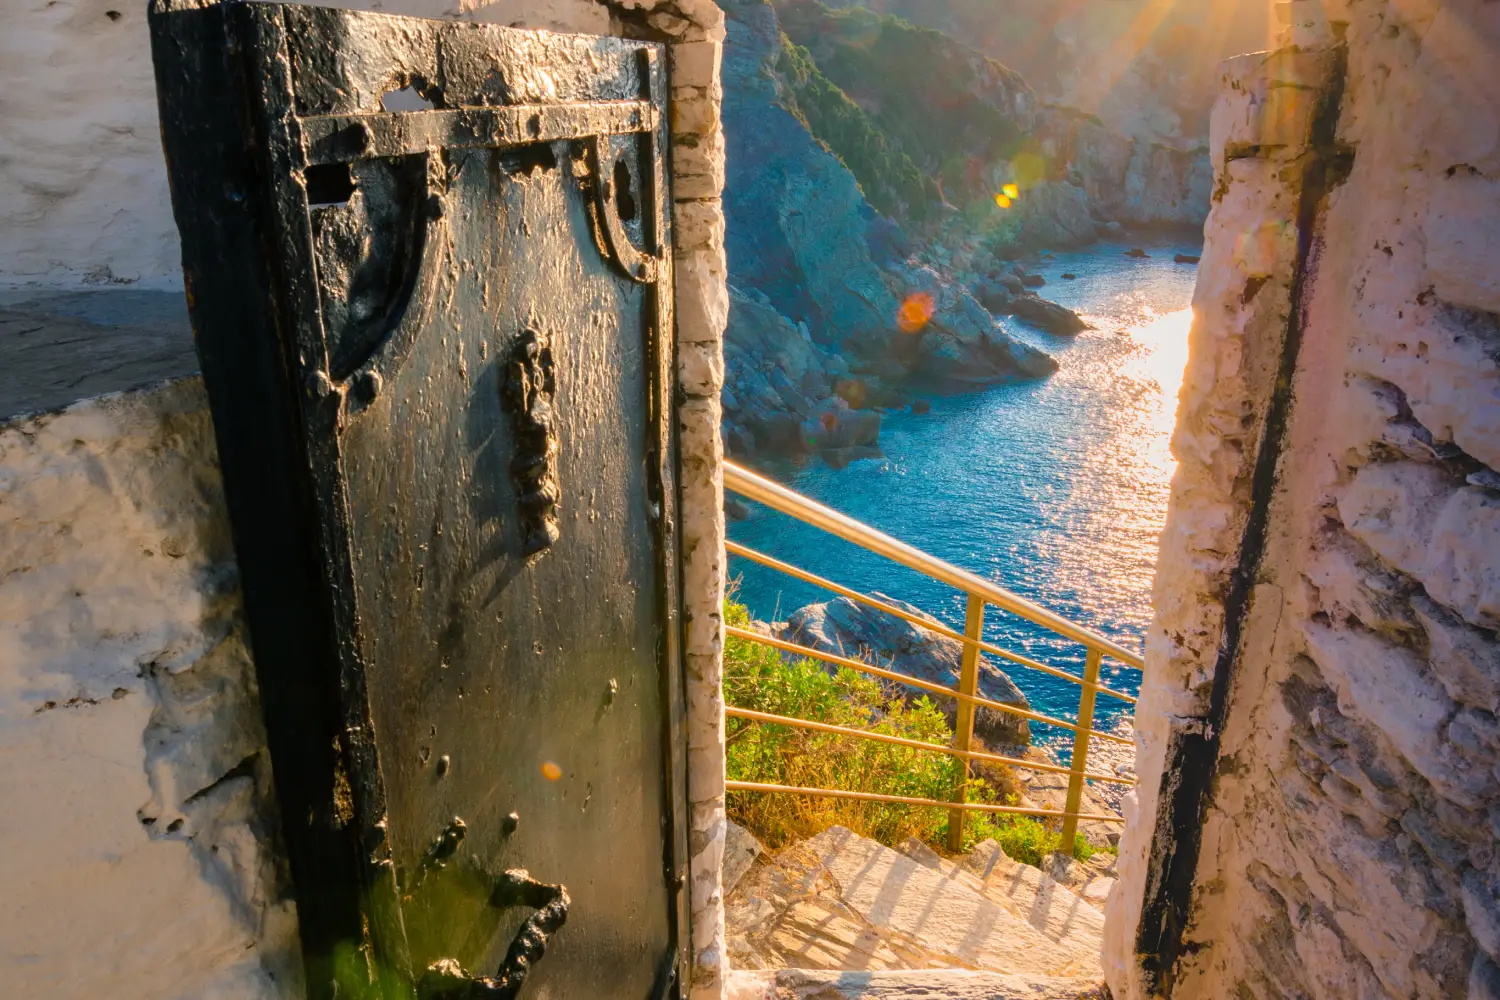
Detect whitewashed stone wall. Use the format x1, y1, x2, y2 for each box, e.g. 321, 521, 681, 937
1106, 1, 1500, 997
1, 1, 729, 997
0, 381, 303, 999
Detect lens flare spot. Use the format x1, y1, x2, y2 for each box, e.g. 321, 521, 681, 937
896, 292, 935, 333
1002, 183, 1019, 199
994, 193, 1013, 209
541, 761, 562, 781
1011, 151, 1046, 188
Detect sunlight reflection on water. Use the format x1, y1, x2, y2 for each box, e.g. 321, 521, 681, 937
729, 237, 1202, 760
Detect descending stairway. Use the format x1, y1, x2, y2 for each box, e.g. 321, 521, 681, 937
725, 825, 1117, 999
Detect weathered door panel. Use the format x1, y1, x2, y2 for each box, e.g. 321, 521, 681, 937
149, 4, 685, 998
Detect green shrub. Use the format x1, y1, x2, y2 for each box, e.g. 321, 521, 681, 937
775, 35, 937, 220
774, 1, 1029, 209
723, 597, 1099, 863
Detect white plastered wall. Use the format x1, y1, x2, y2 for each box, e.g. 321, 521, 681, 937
0, 1, 730, 997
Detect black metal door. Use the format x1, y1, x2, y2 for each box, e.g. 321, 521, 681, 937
149, 4, 685, 998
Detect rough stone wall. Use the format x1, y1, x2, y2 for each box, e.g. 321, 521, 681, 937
1105, 1, 1500, 998
0, 380, 302, 999
1, 1, 730, 998
1, 0, 183, 288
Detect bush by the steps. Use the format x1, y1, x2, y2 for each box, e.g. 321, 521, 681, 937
723, 598, 1098, 862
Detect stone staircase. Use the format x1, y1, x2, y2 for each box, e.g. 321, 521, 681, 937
725, 825, 1117, 999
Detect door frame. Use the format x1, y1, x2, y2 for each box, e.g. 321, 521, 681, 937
148, 2, 730, 997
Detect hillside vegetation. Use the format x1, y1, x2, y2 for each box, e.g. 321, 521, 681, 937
773, 0, 1033, 214
775, 35, 938, 220
723, 598, 1098, 863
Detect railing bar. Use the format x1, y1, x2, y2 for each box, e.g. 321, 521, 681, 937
726, 625, 1134, 747
726, 706, 1135, 785
726, 540, 1138, 703
725, 780, 1125, 823
948, 593, 985, 851
724, 461, 1144, 669
1060, 647, 1105, 857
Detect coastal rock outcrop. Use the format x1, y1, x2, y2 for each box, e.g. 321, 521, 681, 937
780, 594, 1032, 746
1010, 294, 1090, 336
1036, 108, 1213, 231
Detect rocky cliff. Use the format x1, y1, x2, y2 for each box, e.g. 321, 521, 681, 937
718, 0, 1057, 464
775, 0, 1215, 240
717, 0, 1213, 465
826, 0, 1269, 149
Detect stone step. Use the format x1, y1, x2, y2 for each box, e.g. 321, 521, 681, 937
799, 827, 1103, 979
1036, 851, 1118, 913
727, 968, 1108, 999
896, 838, 1107, 949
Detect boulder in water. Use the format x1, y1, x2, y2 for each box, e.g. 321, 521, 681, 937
780, 594, 1032, 746
1021, 273, 1046, 288
1174, 253, 1201, 264
1062, 273, 1078, 280
1124, 247, 1149, 259
1010, 294, 1090, 335
975, 280, 1014, 314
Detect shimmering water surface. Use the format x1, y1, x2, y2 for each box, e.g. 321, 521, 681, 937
729, 236, 1203, 758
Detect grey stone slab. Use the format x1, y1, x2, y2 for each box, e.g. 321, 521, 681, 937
0, 289, 197, 422
728, 968, 1107, 999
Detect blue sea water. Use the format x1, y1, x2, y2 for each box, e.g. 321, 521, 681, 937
728, 235, 1204, 762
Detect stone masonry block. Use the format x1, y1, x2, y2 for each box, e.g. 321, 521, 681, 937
1352, 302, 1500, 474
1414, 596, 1500, 713
672, 129, 726, 201
1465, 868, 1500, 961
1211, 49, 1333, 165
689, 742, 726, 803
1412, 3, 1500, 171
673, 198, 726, 254
672, 90, 720, 136
1428, 487, 1500, 631
1342, 466, 1500, 630
1427, 170, 1500, 315
1304, 623, 1494, 808
671, 40, 721, 91
678, 339, 725, 399
675, 247, 730, 344
1338, 461, 1454, 580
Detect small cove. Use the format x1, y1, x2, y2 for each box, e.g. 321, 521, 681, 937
729, 235, 1205, 764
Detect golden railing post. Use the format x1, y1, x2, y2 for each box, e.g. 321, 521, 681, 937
947, 594, 986, 853
1060, 647, 1104, 856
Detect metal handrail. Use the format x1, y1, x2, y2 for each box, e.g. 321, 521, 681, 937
728, 540, 1138, 703
726, 625, 1133, 747
723, 460, 1142, 855
724, 461, 1144, 669
726, 781, 1126, 824
726, 706, 1135, 786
